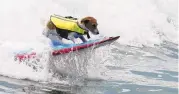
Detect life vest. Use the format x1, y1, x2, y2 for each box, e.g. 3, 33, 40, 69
50, 15, 86, 35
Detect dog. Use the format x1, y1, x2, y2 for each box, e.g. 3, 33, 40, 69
43, 15, 99, 45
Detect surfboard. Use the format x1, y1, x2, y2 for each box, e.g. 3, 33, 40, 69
15, 36, 120, 61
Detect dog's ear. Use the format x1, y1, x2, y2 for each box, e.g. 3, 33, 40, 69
81, 19, 89, 24
81, 16, 97, 25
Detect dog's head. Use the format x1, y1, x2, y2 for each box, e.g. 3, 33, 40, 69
81, 17, 99, 35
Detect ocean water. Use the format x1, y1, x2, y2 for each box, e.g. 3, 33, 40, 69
0, 0, 178, 94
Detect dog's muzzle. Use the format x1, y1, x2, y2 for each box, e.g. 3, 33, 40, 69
93, 29, 99, 35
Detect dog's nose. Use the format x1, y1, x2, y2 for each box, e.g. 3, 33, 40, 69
96, 32, 99, 34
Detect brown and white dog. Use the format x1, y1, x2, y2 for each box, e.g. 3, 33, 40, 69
44, 16, 99, 44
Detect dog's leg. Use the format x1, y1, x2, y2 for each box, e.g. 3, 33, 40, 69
68, 32, 76, 43
57, 35, 64, 44
72, 32, 87, 43
68, 32, 87, 43
78, 35, 87, 43
73, 33, 87, 43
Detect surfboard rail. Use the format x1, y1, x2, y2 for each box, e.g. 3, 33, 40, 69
52, 36, 120, 55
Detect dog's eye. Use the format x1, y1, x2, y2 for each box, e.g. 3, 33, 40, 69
92, 24, 96, 28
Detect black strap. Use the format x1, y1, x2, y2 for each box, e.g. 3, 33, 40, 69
86, 32, 90, 39
64, 16, 77, 20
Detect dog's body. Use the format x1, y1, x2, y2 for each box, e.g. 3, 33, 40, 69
43, 15, 99, 45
